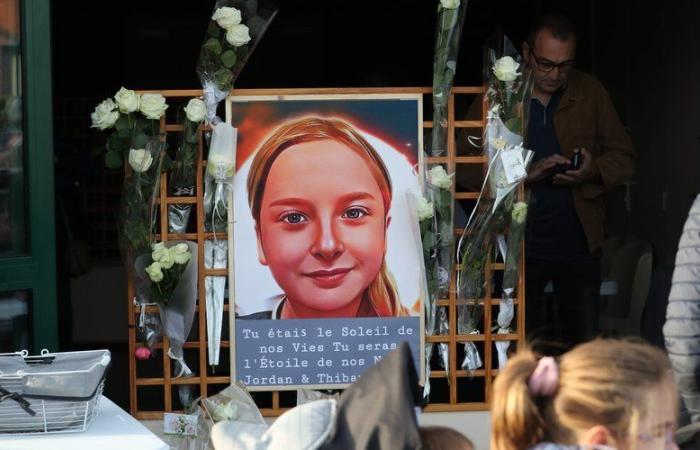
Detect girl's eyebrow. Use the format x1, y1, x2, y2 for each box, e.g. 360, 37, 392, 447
268, 197, 313, 208
267, 192, 377, 208
338, 192, 376, 203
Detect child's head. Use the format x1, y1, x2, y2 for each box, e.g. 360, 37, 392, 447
246, 117, 404, 318
420, 426, 474, 450
491, 339, 678, 450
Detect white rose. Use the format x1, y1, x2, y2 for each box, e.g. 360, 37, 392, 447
114, 87, 140, 113
139, 93, 169, 120
158, 249, 175, 269
212, 7, 242, 29
428, 165, 453, 190
416, 196, 434, 221
493, 56, 521, 82
145, 262, 163, 283
440, 0, 460, 9
212, 402, 236, 422
225, 24, 251, 48
512, 201, 528, 223
492, 136, 507, 151
90, 98, 120, 130
183, 98, 206, 123
128, 148, 153, 173
151, 242, 169, 263
170, 244, 191, 265
207, 155, 235, 179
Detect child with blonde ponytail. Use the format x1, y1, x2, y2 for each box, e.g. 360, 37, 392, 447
491, 339, 679, 450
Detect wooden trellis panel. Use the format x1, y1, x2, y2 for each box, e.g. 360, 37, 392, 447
127, 87, 525, 418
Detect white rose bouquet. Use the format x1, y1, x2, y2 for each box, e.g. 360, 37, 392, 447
90, 88, 170, 259
118, 138, 165, 258
145, 242, 193, 306
426, 165, 455, 299
455, 37, 534, 369
431, 0, 467, 157
196, 1, 278, 124
409, 189, 441, 398
168, 98, 206, 233
135, 240, 199, 392
91, 87, 169, 169
485, 37, 532, 136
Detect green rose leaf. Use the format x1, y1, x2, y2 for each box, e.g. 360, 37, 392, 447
115, 127, 131, 139
114, 115, 130, 131
220, 49, 237, 69
105, 149, 123, 169
204, 38, 222, 55
505, 117, 522, 135
423, 230, 436, 250
207, 21, 220, 37
107, 133, 127, 153
213, 68, 233, 90
131, 132, 150, 149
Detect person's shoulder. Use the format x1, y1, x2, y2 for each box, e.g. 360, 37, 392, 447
237, 310, 273, 320
569, 69, 607, 94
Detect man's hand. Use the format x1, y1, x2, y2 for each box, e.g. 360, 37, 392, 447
526, 154, 571, 183
553, 148, 595, 186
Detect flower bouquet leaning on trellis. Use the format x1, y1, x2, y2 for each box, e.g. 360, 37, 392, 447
90, 87, 169, 259
409, 189, 438, 397
135, 241, 199, 407
168, 98, 206, 233
409, 164, 455, 398
196, 1, 276, 374
91, 88, 172, 380
196, 0, 278, 124
418, 0, 467, 398
431, 0, 468, 157
456, 38, 533, 371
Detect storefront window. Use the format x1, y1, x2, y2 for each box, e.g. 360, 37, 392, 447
0, 0, 26, 257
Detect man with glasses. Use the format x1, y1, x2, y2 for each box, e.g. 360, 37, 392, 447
522, 13, 635, 348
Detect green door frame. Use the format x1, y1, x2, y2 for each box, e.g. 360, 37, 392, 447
0, 0, 57, 351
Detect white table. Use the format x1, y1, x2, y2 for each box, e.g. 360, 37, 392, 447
0, 396, 168, 450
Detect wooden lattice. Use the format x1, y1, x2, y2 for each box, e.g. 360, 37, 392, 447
127, 87, 525, 418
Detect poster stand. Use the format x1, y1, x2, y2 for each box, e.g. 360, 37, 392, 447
127, 87, 525, 418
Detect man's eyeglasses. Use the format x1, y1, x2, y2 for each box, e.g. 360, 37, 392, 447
529, 49, 575, 73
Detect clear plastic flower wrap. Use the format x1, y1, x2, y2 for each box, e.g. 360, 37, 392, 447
196, 0, 278, 124
134, 240, 199, 409
456, 33, 534, 367
168, 99, 205, 233
436, 306, 450, 375
426, 165, 455, 299
484, 36, 532, 138
204, 122, 237, 234
431, 0, 468, 157
118, 137, 165, 262
407, 189, 437, 397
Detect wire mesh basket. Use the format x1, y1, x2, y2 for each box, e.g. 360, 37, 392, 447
0, 348, 110, 435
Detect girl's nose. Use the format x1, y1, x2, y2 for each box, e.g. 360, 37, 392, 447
311, 216, 344, 260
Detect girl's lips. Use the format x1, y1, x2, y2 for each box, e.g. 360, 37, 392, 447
304, 267, 353, 288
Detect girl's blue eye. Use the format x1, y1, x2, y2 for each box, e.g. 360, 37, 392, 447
282, 212, 307, 224
343, 208, 367, 219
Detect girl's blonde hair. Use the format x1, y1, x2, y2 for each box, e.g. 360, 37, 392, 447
247, 116, 406, 317
491, 339, 674, 450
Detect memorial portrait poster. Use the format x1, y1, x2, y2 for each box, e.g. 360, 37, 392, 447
227, 94, 425, 389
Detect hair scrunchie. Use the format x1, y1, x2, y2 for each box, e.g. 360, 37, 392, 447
528, 356, 559, 397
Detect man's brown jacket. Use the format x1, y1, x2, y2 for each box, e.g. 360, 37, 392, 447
550, 69, 635, 251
